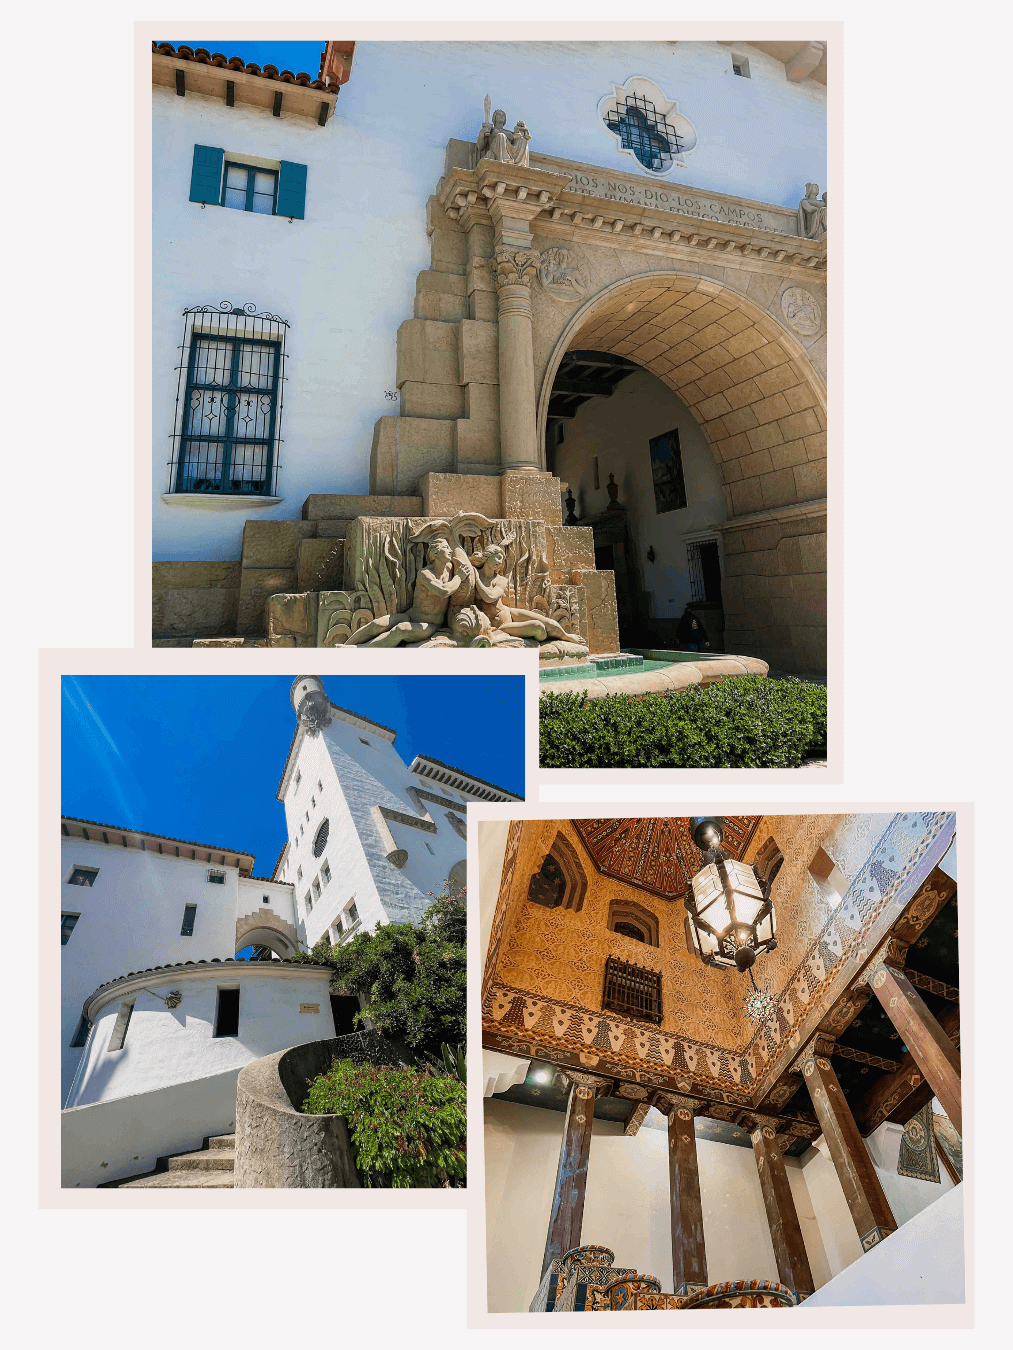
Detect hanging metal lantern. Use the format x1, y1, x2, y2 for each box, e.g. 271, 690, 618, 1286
684, 817, 777, 972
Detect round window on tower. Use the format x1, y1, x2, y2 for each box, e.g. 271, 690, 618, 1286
313, 819, 330, 857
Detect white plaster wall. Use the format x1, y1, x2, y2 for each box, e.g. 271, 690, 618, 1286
237, 875, 297, 934
483, 1097, 829, 1314
553, 369, 726, 624
62, 1066, 242, 1188
153, 41, 825, 562
68, 965, 334, 1107
61, 838, 245, 1099
279, 712, 482, 944
803, 1184, 964, 1307
864, 1120, 956, 1225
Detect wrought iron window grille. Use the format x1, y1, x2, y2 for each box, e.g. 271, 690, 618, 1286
605, 93, 683, 174
169, 302, 289, 497
602, 954, 663, 1024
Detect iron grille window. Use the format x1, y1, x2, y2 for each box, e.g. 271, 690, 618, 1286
207, 869, 226, 884
313, 819, 330, 857
222, 162, 278, 214
605, 94, 683, 173
61, 913, 80, 945
169, 303, 288, 498
687, 540, 722, 604
180, 904, 197, 937
602, 954, 662, 1024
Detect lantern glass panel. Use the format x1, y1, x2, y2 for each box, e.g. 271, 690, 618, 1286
724, 859, 765, 925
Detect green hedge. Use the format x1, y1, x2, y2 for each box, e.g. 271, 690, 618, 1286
540, 676, 827, 769
302, 1059, 466, 1188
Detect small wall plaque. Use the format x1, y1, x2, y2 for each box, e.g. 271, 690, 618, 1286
299, 1003, 320, 1014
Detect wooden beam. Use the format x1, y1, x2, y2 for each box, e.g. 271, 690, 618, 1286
541, 1072, 606, 1277
226, 80, 235, 107
869, 963, 961, 1135
750, 1124, 814, 1298
667, 1104, 707, 1293
552, 377, 617, 398
563, 350, 640, 370
854, 1003, 959, 1133
797, 1040, 897, 1252
272, 91, 283, 117
175, 68, 185, 97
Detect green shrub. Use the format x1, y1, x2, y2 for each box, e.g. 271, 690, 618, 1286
539, 676, 827, 769
302, 1059, 466, 1187
287, 888, 466, 1056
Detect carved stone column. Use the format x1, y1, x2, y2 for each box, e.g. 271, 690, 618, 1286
541, 1071, 608, 1278
657, 1094, 707, 1295
747, 1120, 814, 1298
797, 1037, 897, 1252
866, 940, 962, 1136
492, 248, 540, 473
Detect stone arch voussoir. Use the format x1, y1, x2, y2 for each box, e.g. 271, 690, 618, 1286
537, 271, 827, 515
236, 909, 300, 957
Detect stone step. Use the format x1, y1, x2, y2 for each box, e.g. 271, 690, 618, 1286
116, 1170, 235, 1188
167, 1148, 236, 1171
205, 1134, 236, 1150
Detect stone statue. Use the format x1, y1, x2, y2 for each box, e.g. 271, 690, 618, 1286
344, 534, 469, 648
477, 95, 531, 168
470, 538, 584, 644
797, 183, 827, 239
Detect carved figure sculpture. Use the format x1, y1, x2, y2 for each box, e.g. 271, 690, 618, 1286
344, 535, 467, 647
470, 539, 583, 644
796, 183, 827, 239
537, 247, 587, 302
477, 95, 531, 168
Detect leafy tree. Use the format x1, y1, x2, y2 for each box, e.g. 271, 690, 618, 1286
289, 885, 466, 1055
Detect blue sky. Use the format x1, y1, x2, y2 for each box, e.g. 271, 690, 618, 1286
62, 676, 524, 882
160, 41, 326, 78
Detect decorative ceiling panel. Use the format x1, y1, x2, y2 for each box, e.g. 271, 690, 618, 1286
573, 817, 761, 899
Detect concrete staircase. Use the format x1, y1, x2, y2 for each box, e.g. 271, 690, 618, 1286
108, 1134, 236, 1188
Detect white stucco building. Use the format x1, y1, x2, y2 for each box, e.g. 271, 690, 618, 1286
152, 40, 828, 668
61, 676, 519, 1184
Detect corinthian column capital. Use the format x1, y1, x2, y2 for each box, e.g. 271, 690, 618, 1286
493, 247, 540, 289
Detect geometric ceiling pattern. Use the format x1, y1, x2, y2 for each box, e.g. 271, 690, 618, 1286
573, 816, 761, 900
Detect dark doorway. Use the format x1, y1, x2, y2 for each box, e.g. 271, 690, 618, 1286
699, 541, 723, 604
330, 994, 360, 1036
214, 988, 240, 1037
595, 543, 615, 572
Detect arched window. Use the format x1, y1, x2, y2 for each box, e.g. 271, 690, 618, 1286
526, 831, 588, 912
753, 837, 784, 892
607, 898, 660, 947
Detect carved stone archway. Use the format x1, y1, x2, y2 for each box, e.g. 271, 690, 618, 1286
236, 909, 300, 958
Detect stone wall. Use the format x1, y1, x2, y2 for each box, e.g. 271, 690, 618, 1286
720, 506, 826, 673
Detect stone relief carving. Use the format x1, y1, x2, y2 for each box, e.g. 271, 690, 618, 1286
537, 247, 588, 303
316, 512, 588, 658
796, 183, 827, 239
477, 95, 531, 167
446, 811, 467, 841
493, 248, 540, 289
780, 287, 822, 337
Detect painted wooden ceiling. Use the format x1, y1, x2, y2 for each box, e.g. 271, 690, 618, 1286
572, 816, 761, 899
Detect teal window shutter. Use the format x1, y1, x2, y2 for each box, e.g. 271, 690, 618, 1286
276, 161, 307, 219
190, 145, 225, 204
